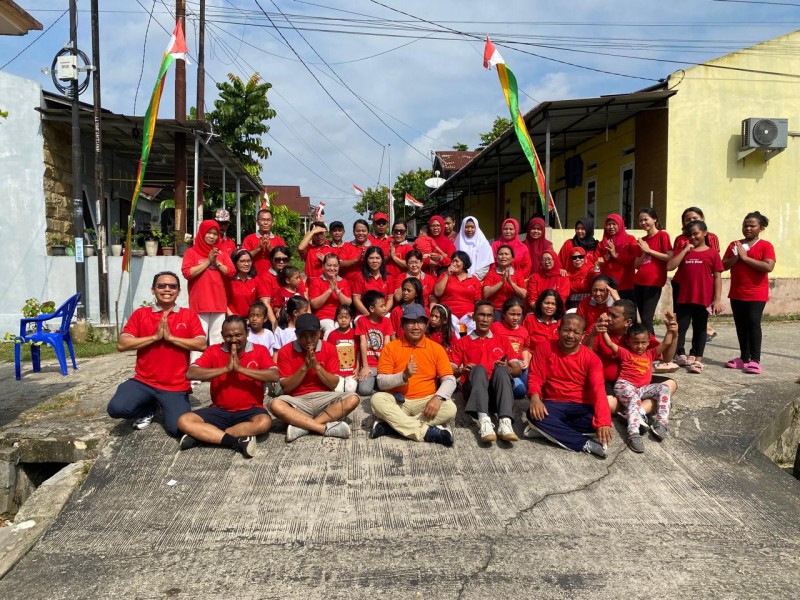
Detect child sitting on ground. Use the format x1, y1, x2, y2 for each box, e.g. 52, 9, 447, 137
355, 290, 395, 396
324, 303, 359, 394
600, 316, 678, 453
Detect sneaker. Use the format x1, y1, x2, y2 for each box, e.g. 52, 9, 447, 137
627, 433, 645, 453
179, 434, 199, 450
651, 422, 668, 441
725, 357, 745, 369
523, 424, 544, 439
236, 436, 257, 458
371, 419, 394, 439
132, 413, 155, 430
323, 421, 351, 439
581, 438, 607, 459
496, 418, 519, 442
478, 418, 496, 443
286, 424, 310, 443
743, 361, 762, 375
424, 425, 454, 447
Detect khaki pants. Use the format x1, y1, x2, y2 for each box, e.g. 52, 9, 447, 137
371, 392, 456, 442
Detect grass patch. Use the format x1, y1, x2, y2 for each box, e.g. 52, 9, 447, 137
0, 340, 117, 364
33, 392, 78, 412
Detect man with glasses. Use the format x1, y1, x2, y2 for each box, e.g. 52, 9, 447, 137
370, 304, 457, 446
386, 222, 413, 279
242, 209, 286, 274
107, 271, 207, 435
451, 300, 521, 444
369, 211, 391, 254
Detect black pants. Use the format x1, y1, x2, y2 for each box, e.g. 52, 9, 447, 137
618, 289, 635, 303
676, 303, 709, 358
463, 364, 515, 421
634, 285, 663, 336
730, 299, 766, 363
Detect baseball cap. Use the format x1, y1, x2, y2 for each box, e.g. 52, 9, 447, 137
401, 304, 428, 322
295, 313, 321, 333
214, 209, 231, 222
372, 212, 389, 223
329, 220, 344, 231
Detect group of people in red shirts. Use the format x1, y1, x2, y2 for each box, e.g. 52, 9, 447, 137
106, 204, 776, 457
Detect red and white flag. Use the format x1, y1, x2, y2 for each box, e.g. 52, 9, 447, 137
352, 184, 364, 196
314, 202, 326, 221
261, 186, 270, 210
404, 192, 424, 208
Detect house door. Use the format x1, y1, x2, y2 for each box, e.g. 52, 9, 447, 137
620, 164, 634, 229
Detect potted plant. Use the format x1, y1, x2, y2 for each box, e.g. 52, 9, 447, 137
110, 223, 125, 257
130, 233, 145, 257
50, 234, 68, 256
84, 228, 96, 257
64, 237, 75, 256
144, 227, 159, 257
177, 233, 192, 256
159, 230, 176, 256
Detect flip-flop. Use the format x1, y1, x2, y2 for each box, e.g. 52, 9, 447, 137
654, 362, 680, 374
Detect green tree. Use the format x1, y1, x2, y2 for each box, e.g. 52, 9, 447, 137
269, 203, 301, 253
452, 142, 469, 151
206, 73, 276, 177
477, 116, 512, 149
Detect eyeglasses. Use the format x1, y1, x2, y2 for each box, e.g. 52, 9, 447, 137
571, 255, 585, 261
375, 220, 388, 225
392, 229, 406, 234
274, 256, 289, 263
155, 283, 179, 290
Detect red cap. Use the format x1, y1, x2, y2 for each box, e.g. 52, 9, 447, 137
372, 212, 389, 222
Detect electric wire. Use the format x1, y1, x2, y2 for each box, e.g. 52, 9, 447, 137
1, 9, 68, 70
133, 0, 158, 114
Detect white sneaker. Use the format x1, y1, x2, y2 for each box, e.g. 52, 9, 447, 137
496, 418, 518, 442
478, 418, 496, 443
286, 424, 310, 443
323, 421, 351, 439
523, 424, 544, 439
132, 413, 154, 430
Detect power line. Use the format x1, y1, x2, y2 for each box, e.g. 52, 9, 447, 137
1, 9, 68, 70
133, 0, 158, 113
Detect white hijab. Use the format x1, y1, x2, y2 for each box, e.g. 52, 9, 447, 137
454, 216, 494, 278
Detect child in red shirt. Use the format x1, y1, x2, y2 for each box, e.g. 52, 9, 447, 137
633, 208, 672, 336
667, 220, 723, 373
324, 304, 359, 393
602, 319, 678, 453
427, 303, 456, 360
390, 277, 426, 338
490, 296, 530, 399
267, 265, 307, 316
355, 290, 395, 396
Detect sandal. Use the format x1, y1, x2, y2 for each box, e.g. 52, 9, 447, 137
687, 362, 704, 374
674, 354, 690, 367
654, 362, 680, 374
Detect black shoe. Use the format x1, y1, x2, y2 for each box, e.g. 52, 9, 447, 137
424, 425, 454, 447
179, 434, 199, 451
236, 436, 257, 458
371, 419, 395, 439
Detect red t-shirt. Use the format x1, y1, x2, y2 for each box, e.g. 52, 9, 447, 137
593, 332, 660, 382
226, 276, 266, 317
181, 247, 235, 313
355, 316, 394, 367
256, 268, 279, 301
218, 237, 237, 258
193, 343, 276, 411
724, 239, 776, 302
450, 331, 515, 380
242, 232, 287, 275
277, 340, 340, 395
482, 267, 527, 311
523, 315, 560, 346
267, 281, 307, 314
352, 273, 392, 301
675, 248, 723, 306
325, 327, 358, 376
368, 234, 391, 255
308, 276, 352, 321
527, 341, 611, 429
576, 296, 611, 334
121, 306, 205, 392
526, 272, 570, 306
598, 234, 637, 291
490, 321, 528, 360
385, 242, 414, 278
672, 232, 720, 286
435, 273, 482, 318
391, 273, 435, 307
634, 230, 672, 287
300, 243, 330, 280
615, 346, 658, 388
340, 242, 369, 284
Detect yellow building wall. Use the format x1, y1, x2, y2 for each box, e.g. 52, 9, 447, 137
666, 30, 800, 278
462, 191, 497, 240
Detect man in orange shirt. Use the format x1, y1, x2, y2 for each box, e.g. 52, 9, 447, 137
370, 304, 457, 446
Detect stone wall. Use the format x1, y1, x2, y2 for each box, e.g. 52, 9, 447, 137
42, 121, 72, 248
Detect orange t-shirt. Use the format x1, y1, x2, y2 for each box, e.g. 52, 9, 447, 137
377, 337, 453, 400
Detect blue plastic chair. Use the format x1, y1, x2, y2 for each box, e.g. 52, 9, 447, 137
15, 293, 81, 380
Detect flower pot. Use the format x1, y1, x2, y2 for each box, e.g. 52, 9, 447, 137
131, 248, 145, 257
177, 242, 189, 256
162, 246, 175, 256
111, 244, 122, 257
145, 240, 159, 257
84, 245, 95, 257
65, 247, 75, 256
51, 245, 66, 256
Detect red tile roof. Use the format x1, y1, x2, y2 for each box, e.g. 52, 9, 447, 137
434, 150, 480, 172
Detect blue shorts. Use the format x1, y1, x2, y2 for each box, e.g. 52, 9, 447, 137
193, 405, 268, 430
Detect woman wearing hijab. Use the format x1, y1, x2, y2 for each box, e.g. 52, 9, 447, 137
491, 218, 532, 276
523, 217, 554, 276
597, 213, 637, 301
181, 219, 235, 361
558, 218, 598, 269
526, 249, 569, 310
454, 216, 495, 280
418, 215, 455, 275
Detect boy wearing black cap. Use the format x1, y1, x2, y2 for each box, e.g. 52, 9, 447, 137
269, 313, 360, 442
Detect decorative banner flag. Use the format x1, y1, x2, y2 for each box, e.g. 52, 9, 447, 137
314, 202, 326, 221
261, 186, 270, 210
387, 188, 396, 225
121, 21, 188, 271
404, 192, 424, 208
352, 184, 364, 196
483, 37, 553, 215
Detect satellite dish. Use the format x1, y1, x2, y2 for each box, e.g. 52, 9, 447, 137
425, 177, 447, 189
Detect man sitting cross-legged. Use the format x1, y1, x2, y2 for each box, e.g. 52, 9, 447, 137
269, 313, 360, 442
370, 304, 457, 446
179, 315, 279, 458
526, 314, 613, 458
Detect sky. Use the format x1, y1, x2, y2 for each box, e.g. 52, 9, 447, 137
3, 0, 799, 231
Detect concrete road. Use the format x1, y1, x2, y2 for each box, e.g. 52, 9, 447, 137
0, 322, 798, 598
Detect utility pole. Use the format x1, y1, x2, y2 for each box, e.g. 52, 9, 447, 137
196, 0, 205, 210
69, 0, 86, 320
91, 0, 109, 324
174, 0, 187, 239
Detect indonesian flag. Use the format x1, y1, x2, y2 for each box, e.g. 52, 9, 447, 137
404, 192, 423, 208
314, 202, 325, 221
261, 186, 270, 210
352, 184, 364, 196
483, 37, 553, 214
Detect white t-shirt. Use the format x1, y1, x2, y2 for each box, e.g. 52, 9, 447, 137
272, 326, 296, 353
248, 328, 276, 351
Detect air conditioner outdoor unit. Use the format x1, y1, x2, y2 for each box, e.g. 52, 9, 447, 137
741, 118, 788, 150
